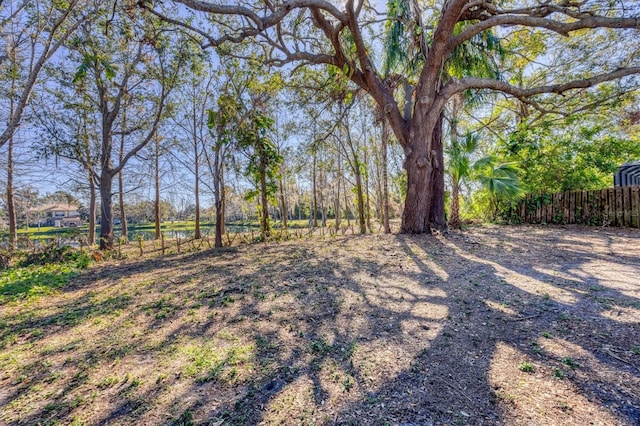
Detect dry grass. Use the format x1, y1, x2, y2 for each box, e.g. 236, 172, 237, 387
1, 225, 639, 425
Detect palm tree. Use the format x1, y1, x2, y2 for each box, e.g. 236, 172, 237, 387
476, 159, 522, 220
447, 133, 478, 229
447, 133, 521, 228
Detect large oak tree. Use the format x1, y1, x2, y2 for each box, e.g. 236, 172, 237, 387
146, 0, 640, 233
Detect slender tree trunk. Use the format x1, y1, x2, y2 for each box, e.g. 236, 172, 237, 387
311, 149, 318, 227
118, 171, 127, 242
279, 175, 287, 230
6, 79, 17, 249
154, 134, 161, 240
7, 133, 17, 250
364, 147, 372, 233
319, 168, 327, 227
88, 171, 96, 246
220, 166, 226, 236
214, 199, 223, 247
193, 103, 201, 239
334, 154, 341, 231
118, 99, 128, 242
343, 176, 351, 227
450, 180, 461, 229
99, 171, 114, 250
213, 143, 223, 248
257, 140, 270, 239
381, 118, 391, 234
354, 167, 366, 234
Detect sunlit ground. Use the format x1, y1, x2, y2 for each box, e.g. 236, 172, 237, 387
1, 225, 638, 425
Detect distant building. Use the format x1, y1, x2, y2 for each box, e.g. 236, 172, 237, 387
30, 204, 83, 227
614, 161, 640, 187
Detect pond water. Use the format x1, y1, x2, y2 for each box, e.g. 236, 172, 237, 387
2, 223, 261, 249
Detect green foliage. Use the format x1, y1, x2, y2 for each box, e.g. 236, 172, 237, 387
383, 0, 412, 76
236, 112, 283, 204
447, 132, 522, 221
561, 356, 579, 369
19, 244, 91, 269
0, 245, 90, 303
504, 121, 640, 193
448, 25, 504, 81
73, 54, 117, 84
0, 263, 78, 303
518, 361, 535, 373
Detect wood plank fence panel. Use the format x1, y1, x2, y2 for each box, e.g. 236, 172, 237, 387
632, 186, 640, 227
616, 187, 623, 226
602, 189, 609, 226
622, 186, 630, 226
515, 186, 640, 228
608, 188, 616, 226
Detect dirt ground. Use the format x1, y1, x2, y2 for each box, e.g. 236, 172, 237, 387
1, 225, 639, 425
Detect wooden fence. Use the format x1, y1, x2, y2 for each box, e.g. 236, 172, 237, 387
512, 185, 640, 228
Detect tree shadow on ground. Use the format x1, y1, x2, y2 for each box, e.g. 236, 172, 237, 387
1, 227, 638, 425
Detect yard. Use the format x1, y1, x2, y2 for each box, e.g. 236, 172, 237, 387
1, 225, 639, 425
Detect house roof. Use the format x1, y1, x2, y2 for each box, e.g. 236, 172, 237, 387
30, 203, 80, 213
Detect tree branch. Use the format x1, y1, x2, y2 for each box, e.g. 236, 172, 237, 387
442, 67, 640, 101
451, 13, 640, 50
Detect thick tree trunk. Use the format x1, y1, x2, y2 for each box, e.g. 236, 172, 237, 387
401, 139, 433, 233
99, 172, 114, 250
400, 109, 446, 234
429, 113, 446, 230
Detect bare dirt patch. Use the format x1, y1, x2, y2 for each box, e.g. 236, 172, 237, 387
1, 225, 639, 425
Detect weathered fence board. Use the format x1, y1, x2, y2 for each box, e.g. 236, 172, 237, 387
514, 186, 640, 228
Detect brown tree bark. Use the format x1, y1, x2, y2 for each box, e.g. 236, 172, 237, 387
449, 181, 461, 230
311, 149, 318, 228
154, 134, 161, 240
88, 171, 96, 246
279, 174, 287, 230
381, 117, 391, 234
429, 113, 446, 230
7, 134, 17, 250
99, 171, 114, 249
192, 98, 201, 239
118, 99, 128, 243
257, 138, 271, 239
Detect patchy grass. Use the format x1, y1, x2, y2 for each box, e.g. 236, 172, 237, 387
0, 263, 79, 302
0, 225, 639, 425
